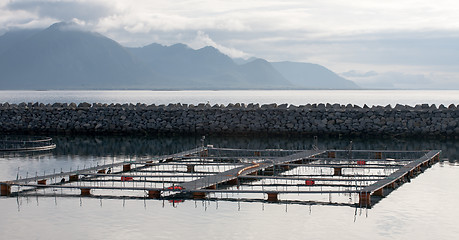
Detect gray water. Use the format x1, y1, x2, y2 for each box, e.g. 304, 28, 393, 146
1, 90, 459, 239
1, 135, 458, 240
1, 90, 459, 106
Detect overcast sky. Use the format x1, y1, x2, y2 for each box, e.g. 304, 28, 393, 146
1, 0, 459, 89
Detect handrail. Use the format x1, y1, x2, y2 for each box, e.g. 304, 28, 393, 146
0, 137, 56, 152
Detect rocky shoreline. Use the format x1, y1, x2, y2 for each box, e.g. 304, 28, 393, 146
1, 102, 458, 137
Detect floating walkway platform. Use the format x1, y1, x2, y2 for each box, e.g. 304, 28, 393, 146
1, 145, 441, 208
0, 136, 56, 152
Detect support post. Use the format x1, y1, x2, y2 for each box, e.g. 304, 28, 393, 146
226, 178, 238, 185
123, 164, 131, 172
267, 192, 279, 202
37, 179, 47, 185
281, 165, 290, 170
374, 188, 384, 196
1, 183, 11, 196
375, 152, 382, 159
404, 173, 411, 182
148, 190, 161, 199
389, 182, 397, 189
80, 188, 91, 196
328, 151, 336, 158
69, 175, 79, 181
193, 192, 206, 199
333, 167, 342, 176
200, 149, 208, 157
359, 192, 371, 206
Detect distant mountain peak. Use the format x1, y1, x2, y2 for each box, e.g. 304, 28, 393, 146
47, 21, 88, 32
232, 57, 258, 65
0, 22, 152, 90
271, 61, 360, 89
248, 58, 269, 64
0, 22, 359, 90
144, 42, 164, 48
170, 43, 190, 49
198, 45, 218, 52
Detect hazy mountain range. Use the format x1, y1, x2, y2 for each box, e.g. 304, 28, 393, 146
0, 22, 359, 90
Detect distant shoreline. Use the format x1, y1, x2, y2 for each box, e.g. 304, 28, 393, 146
0, 90, 458, 107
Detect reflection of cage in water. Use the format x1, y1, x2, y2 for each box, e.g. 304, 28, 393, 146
0, 146, 440, 208
0, 136, 56, 152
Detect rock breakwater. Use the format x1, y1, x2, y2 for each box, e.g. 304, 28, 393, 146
1, 102, 458, 137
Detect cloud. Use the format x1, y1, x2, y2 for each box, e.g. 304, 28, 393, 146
2, 0, 459, 88
4, 1, 459, 36
6, 0, 113, 22
189, 31, 250, 59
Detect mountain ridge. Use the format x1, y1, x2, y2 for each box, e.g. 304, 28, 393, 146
0, 22, 359, 90
271, 61, 359, 89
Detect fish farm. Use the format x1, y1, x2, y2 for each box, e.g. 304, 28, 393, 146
0, 140, 441, 208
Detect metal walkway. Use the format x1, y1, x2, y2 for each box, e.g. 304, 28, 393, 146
1, 146, 441, 208
180, 149, 324, 191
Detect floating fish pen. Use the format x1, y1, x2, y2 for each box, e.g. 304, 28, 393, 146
0, 145, 441, 208
0, 136, 56, 153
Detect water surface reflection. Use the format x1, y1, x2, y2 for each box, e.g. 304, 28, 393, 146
49, 135, 459, 161
0, 135, 458, 240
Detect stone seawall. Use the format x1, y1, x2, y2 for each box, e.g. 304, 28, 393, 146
1, 102, 458, 137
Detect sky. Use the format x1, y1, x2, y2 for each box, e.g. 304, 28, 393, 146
1, 0, 459, 89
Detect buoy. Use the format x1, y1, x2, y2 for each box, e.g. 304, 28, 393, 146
167, 185, 184, 190
121, 176, 133, 181
305, 180, 315, 186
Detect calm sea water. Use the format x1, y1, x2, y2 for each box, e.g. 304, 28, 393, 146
1, 135, 458, 240
1, 90, 458, 106
1, 90, 458, 239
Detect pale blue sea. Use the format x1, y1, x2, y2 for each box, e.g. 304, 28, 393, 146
1, 90, 459, 240
0, 90, 458, 106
